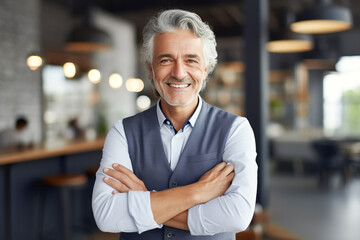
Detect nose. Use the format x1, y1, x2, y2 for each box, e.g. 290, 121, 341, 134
171, 60, 188, 80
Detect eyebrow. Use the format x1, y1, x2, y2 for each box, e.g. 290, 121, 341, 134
156, 54, 201, 61
185, 54, 201, 60
156, 54, 173, 60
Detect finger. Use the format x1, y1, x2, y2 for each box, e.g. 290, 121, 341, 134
211, 161, 227, 172
104, 176, 130, 193
104, 166, 147, 191
111, 164, 145, 190
227, 172, 235, 181
222, 164, 234, 176
104, 167, 134, 189
112, 163, 143, 185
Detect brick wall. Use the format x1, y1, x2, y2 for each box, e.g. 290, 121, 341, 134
0, 0, 42, 143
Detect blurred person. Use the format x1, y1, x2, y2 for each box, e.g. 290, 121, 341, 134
92, 9, 258, 240
65, 118, 84, 140
0, 116, 32, 148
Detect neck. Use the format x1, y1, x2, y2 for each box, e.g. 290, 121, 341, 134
160, 97, 198, 132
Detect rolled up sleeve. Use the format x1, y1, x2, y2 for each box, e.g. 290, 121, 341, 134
92, 120, 161, 233
188, 117, 258, 235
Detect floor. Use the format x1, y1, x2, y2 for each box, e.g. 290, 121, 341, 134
267, 173, 360, 240
87, 173, 360, 240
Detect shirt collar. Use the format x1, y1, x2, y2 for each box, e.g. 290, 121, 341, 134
156, 96, 203, 128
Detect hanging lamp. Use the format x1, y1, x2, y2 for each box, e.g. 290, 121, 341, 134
65, 25, 112, 52
267, 31, 313, 53
65, 4, 112, 52
267, 10, 313, 53
290, 0, 352, 34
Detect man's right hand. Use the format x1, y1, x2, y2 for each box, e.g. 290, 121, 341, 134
194, 161, 235, 204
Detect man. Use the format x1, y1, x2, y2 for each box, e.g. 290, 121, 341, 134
92, 9, 257, 240
0, 116, 31, 148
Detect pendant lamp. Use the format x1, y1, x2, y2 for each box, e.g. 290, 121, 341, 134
267, 31, 313, 53
267, 10, 313, 53
290, 0, 352, 34
65, 5, 112, 52
65, 25, 112, 52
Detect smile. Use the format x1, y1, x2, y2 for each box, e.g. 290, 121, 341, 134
168, 83, 190, 88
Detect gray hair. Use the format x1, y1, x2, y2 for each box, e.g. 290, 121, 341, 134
141, 9, 218, 80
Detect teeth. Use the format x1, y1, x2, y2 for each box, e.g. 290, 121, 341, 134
169, 84, 189, 88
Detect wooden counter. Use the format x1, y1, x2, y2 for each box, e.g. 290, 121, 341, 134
0, 137, 105, 240
0, 137, 105, 165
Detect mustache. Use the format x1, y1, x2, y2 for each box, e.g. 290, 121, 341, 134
164, 77, 193, 84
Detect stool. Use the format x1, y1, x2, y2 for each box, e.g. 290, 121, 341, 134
85, 166, 100, 229
86, 166, 99, 177
39, 174, 88, 240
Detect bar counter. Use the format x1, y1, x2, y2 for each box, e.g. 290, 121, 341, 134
0, 137, 105, 240
0, 137, 105, 165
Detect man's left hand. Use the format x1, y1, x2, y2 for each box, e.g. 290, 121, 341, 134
103, 163, 147, 194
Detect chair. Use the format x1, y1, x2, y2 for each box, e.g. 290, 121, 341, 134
39, 174, 88, 240
311, 139, 349, 185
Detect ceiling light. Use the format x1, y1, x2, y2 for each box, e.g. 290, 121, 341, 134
291, 3, 352, 34
63, 62, 77, 78
267, 31, 313, 53
267, 9, 313, 53
126, 78, 144, 92
26, 53, 43, 70
109, 73, 123, 89
88, 69, 101, 84
65, 25, 112, 52
136, 95, 151, 111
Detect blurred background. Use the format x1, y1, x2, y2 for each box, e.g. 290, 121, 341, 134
1, 0, 360, 239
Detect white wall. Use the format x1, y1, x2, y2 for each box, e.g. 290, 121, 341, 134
0, 0, 42, 144
93, 9, 138, 128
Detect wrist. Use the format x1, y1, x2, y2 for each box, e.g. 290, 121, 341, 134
187, 182, 204, 205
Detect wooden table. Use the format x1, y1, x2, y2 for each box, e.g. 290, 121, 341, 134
0, 137, 105, 240
0, 137, 105, 165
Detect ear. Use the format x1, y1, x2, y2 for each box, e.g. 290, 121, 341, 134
148, 64, 154, 79
203, 65, 209, 80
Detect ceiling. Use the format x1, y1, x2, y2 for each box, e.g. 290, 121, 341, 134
43, 0, 360, 70
52, 0, 359, 42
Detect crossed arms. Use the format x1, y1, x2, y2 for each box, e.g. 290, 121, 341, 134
92, 118, 258, 235
103, 161, 234, 230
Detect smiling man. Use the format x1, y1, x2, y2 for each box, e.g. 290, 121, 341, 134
92, 9, 258, 240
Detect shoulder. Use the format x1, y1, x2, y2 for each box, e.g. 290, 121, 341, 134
232, 116, 253, 130
228, 116, 256, 149
123, 105, 157, 124
202, 103, 240, 130
203, 101, 237, 118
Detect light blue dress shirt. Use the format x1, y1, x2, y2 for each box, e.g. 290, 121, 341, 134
92, 97, 258, 235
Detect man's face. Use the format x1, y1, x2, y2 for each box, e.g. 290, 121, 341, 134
150, 29, 208, 108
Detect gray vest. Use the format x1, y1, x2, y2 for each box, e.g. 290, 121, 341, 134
122, 101, 237, 240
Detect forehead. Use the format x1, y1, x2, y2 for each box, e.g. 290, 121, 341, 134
153, 29, 204, 58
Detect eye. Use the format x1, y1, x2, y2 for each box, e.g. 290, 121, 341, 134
159, 58, 172, 65
186, 59, 199, 65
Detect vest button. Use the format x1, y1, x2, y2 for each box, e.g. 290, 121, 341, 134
171, 181, 178, 188
166, 232, 173, 238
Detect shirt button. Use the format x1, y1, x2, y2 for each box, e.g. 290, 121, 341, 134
166, 232, 173, 238
171, 181, 178, 188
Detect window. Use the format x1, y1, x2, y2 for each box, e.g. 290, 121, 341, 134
42, 65, 95, 142
323, 56, 360, 136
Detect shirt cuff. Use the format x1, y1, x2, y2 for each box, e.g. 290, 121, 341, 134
188, 204, 209, 235
128, 191, 162, 233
